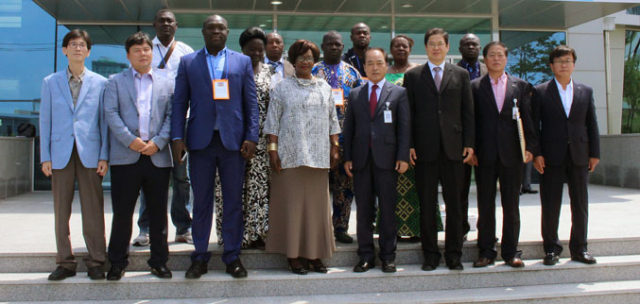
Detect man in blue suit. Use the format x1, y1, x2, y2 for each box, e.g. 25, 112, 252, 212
171, 15, 259, 279
104, 32, 174, 281
39, 29, 109, 281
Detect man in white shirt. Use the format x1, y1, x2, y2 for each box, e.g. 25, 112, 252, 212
264, 32, 293, 87
133, 9, 195, 247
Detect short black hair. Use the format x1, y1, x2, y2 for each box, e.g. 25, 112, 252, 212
424, 28, 448, 46
390, 34, 414, 50
287, 39, 320, 65
482, 41, 508, 58
239, 26, 267, 49
154, 9, 175, 22
549, 45, 577, 64
62, 29, 92, 51
365, 47, 387, 63
125, 31, 153, 53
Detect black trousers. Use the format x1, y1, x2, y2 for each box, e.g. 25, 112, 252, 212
540, 153, 590, 255
108, 155, 171, 268
353, 150, 398, 261
475, 162, 522, 260
415, 148, 464, 265
461, 163, 473, 235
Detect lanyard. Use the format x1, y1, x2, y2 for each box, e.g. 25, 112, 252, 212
156, 45, 167, 69
207, 49, 229, 80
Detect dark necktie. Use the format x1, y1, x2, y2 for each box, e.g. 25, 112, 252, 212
433, 67, 442, 91
370, 84, 378, 117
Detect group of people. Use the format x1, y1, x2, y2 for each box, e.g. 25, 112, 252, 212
39, 9, 601, 282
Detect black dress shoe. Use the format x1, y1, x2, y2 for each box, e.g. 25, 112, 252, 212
288, 258, 308, 275
543, 252, 560, 266
571, 252, 597, 264
185, 260, 208, 279
87, 266, 105, 280
307, 259, 328, 273
473, 257, 495, 268
48, 266, 76, 281
335, 232, 353, 244
381, 260, 396, 273
226, 258, 248, 278
106, 266, 125, 281
447, 259, 464, 270
421, 261, 437, 271
353, 259, 375, 272
521, 188, 539, 194
151, 265, 172, 279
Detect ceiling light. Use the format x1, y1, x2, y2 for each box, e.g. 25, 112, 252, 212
401, 3, 413, 8
259, 24, 266, 27
381, 25, 388, 29
271, 1, 282, 5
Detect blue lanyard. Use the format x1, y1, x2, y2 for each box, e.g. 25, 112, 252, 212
156, 45, 167, 69
207, 49, 229, 80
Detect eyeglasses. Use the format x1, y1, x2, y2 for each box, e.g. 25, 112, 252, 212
68, 43, 88, 49
296, 56, 315, 63
427, 42, 447, 49
553, 60, 574, 65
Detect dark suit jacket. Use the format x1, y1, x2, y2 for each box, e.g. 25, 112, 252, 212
343, 80, 411, 171
532, 79, 600, 166
456, 60, 488, 79
472, 74, 536, 167
171, 48, 259, 151
403, 62, 474, 162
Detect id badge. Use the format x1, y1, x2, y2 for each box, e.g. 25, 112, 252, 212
213, 79, 230, 100
384, 110, 392, 123
512, 106, 519, 120
361, 77, 369, 85
332, 89, 344, 106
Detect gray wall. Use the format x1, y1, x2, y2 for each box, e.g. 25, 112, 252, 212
0, 137, 33, 199
591, 134, 640, 189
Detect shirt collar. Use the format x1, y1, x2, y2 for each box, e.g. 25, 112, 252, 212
554, 77, 573, 92
370, 78, 386, 89
152, 36, 175, 48
489, 72, 507, 84
66, 66, 86, 82
265, 56, 283, 65
132, 67, 153, 79
204, 46, 227, 57
427, 60, 446, 72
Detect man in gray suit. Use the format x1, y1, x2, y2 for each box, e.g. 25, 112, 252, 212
344, 48, 410, 273
104, 32, 174, 281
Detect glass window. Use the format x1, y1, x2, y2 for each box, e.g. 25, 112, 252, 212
502, 31, 566, 86
623, 30, 640, 134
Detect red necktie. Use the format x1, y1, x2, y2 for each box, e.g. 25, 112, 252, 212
370, 84, 378, 117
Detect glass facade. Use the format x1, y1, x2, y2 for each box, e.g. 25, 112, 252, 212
623, 30, 640, 134
502, 31, 567, 86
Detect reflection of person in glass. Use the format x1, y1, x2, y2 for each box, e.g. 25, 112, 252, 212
532, 45, 600, 266
264, 40, 340, 275
40, 29, 108, 281
214, 26, 274, 250
312, 31, 364, 245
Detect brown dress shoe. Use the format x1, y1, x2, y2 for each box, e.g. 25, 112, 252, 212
505, 257, 525, 268
473, 257, 495, 268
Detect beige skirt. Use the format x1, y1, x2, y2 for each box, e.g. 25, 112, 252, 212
265, 166, 336, 259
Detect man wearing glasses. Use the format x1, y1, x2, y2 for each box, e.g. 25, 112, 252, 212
403, 28, 475, 271
40, 29, 109, 281
532, 45, 600, 266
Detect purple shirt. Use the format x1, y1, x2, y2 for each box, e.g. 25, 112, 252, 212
132, 68, 153, 141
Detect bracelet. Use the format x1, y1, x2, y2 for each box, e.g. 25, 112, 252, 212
267, 143, 278, 152
332, 141, 340, 147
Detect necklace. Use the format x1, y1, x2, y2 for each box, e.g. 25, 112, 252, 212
293, 74, 316, 87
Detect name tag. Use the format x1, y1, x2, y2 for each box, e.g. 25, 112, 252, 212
512, 104, 519, 120
361, 77, 369, 85
213, 79, 230, 100
384, 110, 392, 123
332, 89, 344, 106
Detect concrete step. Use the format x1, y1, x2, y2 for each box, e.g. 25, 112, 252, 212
14, 280, 639, 304
2, 237, 639, 273
1, 255, 639, 302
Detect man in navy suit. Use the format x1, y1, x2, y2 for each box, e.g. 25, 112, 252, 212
343, 48, 410, 273
40, 29, 108, 281
171, 15, 259, 279
532, 45, 600, 266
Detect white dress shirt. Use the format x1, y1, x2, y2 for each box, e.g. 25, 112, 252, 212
555, 78, 574, 117
427, 60, 446, 80
151, 37, 194, 79
368, 78, 386, 101
132, 68, 153, 141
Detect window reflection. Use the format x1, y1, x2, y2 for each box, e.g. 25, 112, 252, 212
623, 30, 640, 133
502, 31, 566, 86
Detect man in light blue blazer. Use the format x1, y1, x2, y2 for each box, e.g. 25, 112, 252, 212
104, 32, 174, 281
39, 29, 109, 281
171, 15, 259, 279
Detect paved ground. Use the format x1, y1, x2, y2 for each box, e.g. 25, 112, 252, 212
0, 184, 638, 254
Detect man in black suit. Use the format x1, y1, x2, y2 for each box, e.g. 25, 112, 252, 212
456, 33, 488, 240
344, 48, 410, 273
532, 45, 600, 266
403, 28, 475, 271
470, 41, 536, 268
